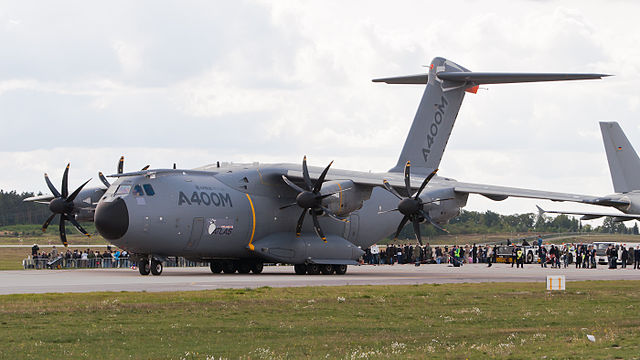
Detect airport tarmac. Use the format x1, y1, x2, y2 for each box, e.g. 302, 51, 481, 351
2, 263, 640, 295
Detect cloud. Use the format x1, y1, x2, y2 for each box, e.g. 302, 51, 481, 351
1, 0, 640, 219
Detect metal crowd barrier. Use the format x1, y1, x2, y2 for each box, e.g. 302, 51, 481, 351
22, 257, 209, 270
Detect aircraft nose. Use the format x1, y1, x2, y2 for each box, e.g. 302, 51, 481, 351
95, 197, 129, 240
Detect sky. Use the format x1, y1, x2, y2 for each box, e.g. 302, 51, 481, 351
1, 0, 640, 221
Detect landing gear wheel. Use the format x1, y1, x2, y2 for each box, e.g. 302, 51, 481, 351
294, 264, 307, 275
251, 262, 264, 274
320, 264, 334, 275
138, 259, 150, 275
333, 264, 347, 275
150, 260, 163, 276
237, 261, 251, 274
306, 263, 321, 275
222, 261, 237, 274
210, 261, 223, 274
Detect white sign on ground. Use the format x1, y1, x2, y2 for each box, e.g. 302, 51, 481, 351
546, 275, 566, 291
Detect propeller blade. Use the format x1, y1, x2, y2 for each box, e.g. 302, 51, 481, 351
382, 180, 403, 200
414, 169, 439, 199
42, 213, 56, 232
66, 179, 91, 202
59, 216, 68, 247
393, 215, 410, 239
295, 210, 306, 237
98, 172, 111, 188
302, 156, 313, 191
403, 161, 411, 195
44, 173, 61, 198
68, 216, 90, 237
118, 156, 124, 174
412, 220, 423, 246
141, 165, 150, 171
311, 213, 326, 242
279, 202, 298, 210
320, 206, 349, 222
281, 175, 305, 193
61, 164, 70, 198
312, 160, 333, 193
420, 210, 449, 233
377, 208, 399, 215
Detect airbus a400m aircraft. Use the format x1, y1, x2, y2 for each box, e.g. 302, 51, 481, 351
29, 57, 609, 276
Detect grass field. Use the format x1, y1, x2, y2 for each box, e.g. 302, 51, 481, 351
1, 281, 639, 359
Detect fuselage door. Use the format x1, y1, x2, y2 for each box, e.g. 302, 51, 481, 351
184, 217, 204, 251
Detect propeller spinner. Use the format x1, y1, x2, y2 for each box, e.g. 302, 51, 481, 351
380, 161, 450, 245
42, 164, 91, 246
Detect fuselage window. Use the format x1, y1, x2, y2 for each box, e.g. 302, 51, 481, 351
115, 185, 131, 196
143, 184, 155, 196
133, 185, 144, 197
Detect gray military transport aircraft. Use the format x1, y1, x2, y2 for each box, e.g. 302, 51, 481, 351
539, 121, 640, 222
27, 57, 610, 276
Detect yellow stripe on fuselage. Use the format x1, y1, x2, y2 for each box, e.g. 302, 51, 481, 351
246, 194, 256, 251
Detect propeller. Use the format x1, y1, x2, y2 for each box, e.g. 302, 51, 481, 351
98, 156, 150, 188
379, 161, 450, 245
42, 164, 92, 246
280, 156, 347, 242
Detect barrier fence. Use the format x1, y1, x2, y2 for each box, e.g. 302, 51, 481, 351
22, 257, 209, 270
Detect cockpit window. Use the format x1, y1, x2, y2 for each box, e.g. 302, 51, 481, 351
143, 184, 155, 196
115, 185, 131, 196
132, 185, 144, 196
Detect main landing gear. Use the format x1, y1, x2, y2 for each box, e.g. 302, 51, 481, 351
138, 258, 163, 276
209, 260, 264, 274
294, 264, 347, 275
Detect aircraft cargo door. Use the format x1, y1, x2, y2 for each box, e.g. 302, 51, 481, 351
344, 214, 359, 242
184, 217, 204, 251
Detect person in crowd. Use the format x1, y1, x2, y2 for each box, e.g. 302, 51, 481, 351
370, 244, 380, 265
516, 246, 524, 268
472, 244, 477, 264
424, 243, 433, 263
540, 246, 547, 268
635, 246, 640, 270
590, 245, 597, 269
621, 246, 629, 269
435, 247, 442, 264
31, 244, 39, 257
487, 246, 493, 267
413, 244, 421, 266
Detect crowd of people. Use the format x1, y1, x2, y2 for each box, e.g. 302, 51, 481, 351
363, 243, 497, 266
26, 244, 130, 269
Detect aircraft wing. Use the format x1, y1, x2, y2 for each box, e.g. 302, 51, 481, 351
536, 205, 640, 222
452, 181, 602, 203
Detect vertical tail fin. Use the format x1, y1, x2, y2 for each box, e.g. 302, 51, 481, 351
600, 121, 640, 193
373, 57, 609, 175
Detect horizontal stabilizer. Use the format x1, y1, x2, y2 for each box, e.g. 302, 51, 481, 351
372, 72, 610, 85
437, 72, 610, 84
372, 74, 427, 84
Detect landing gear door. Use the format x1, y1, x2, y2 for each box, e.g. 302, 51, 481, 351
184, 217, 204, 251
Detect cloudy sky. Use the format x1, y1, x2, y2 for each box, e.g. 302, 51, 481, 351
1, 0, 639, 219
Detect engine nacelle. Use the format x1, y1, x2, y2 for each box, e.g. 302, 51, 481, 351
75, 209, 95, 222
620, 192, 640, 214
320, 180, 363, 216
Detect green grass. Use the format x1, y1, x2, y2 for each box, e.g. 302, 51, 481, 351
1, 281, 639, 359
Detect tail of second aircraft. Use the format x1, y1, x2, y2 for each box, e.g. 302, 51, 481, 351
374, 57, 609, 175
600, 121, 640, 193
